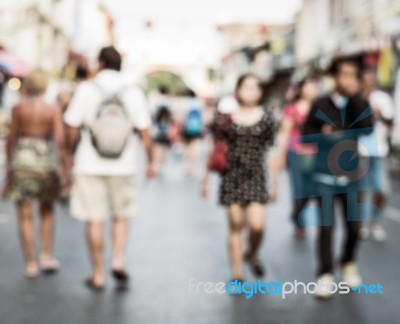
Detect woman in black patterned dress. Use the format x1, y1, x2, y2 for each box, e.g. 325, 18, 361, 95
202, 74, 277, 281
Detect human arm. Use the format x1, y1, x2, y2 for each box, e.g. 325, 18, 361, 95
267, 151, 280, 202
6, 105, 19, 166
201, 113, 229, 198
371, 92, 394, 127
130, 88, 156, 179
276, 111, 295, 171
52, 106, 68, 186
63, 83, 89, 177
201, 167, 211, 199
137, 128, 156, 179
373, 107, 393, 127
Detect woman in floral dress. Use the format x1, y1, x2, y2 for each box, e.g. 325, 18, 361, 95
5, 69, 67, 278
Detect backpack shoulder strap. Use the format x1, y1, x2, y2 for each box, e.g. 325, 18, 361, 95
91, 81, 130, 102
90, 81, 130, 118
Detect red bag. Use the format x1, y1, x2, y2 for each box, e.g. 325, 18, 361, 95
208, 140, 228, 174
208, 113, 231, 174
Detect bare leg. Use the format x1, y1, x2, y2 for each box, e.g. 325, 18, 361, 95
185, 139, 200, 176
245, 203, 266, 262
371, 191, 386, 225
39, 202, 55, 262
154, 144, 168, 174
86, 221, 105, 286
17, 201, 38, 277
111, 218, 129, 271
227, 204, 245, 279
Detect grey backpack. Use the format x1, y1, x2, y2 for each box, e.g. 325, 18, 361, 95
88, 83, 133, 159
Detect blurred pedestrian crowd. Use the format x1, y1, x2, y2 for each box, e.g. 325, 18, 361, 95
0, 44, 397, 299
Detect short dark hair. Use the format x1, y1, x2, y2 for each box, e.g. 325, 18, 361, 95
75, 64, 89, 80
234, 73, 264, 105
328, 56, 363, 77
98, 46, 122, 71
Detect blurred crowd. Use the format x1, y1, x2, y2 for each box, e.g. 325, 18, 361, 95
0, 43, 397, 299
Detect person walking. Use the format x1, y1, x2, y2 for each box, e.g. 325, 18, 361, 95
202, 74, 276, 281
276, 77, 318, 239
359, 70, 394, 242
182, 89, 204, 177
5, 69, 67, 278
302, 57, 373, 299
64, 46, 155, 291
152, 87, 176, 175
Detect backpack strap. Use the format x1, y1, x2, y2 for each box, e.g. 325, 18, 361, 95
91, 81, 130, 99
90, 81, 130, 118
82, 82, 131, 132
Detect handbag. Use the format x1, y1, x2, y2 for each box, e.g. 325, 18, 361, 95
208, 140, 228, 173
207, 114, 231, 174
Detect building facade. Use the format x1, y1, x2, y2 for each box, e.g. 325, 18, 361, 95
0, 0, 114, 73
296, 0, 400, 68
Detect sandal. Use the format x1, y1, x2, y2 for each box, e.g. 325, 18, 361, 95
40, 258, 60, 275
249, 260, 265, 278
244, 253, 266, 278
111, 269, 130, 291
85, 278, 104, 292
25, 264, 40, 279
227, 277, 244, 284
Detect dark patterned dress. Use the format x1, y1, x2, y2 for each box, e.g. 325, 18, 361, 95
215, 111, 275, 206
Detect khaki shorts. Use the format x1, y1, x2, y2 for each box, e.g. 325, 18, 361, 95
70, 175, 138, 222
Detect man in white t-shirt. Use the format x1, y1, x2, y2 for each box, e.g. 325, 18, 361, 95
359, 70, 394, 242
64, 46, 155, 290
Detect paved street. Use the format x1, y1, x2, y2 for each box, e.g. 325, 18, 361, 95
0, 154, 400, 324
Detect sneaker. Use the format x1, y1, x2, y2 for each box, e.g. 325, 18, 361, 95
370, 223, 386, 242
342, 262, 362, 288
359, 224, 369, 240
314, 273, 335, 299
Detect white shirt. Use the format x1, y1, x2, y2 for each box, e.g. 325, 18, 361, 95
217, 95, 239, 114
393, 69, 400, 145
359, 90, 394, 158
64, 70, 152, 176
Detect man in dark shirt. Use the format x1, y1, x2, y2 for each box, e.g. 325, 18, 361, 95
302, 57, 373, 299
